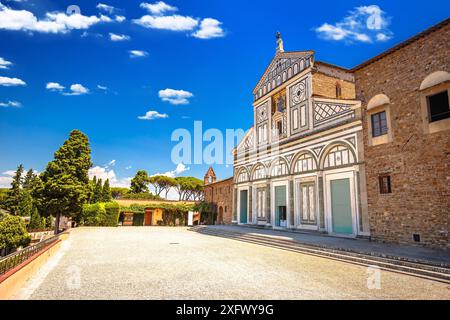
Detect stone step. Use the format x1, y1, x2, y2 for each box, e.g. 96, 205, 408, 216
190, 226, 450, 283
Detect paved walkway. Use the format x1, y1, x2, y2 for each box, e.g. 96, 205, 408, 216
206, 225, 450, 266
14, 227, 450, 300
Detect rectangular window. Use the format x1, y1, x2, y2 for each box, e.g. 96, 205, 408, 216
427, 91, 449, 122
379, 175, 392, 194
292, 109, 299, 130
371, 111, 388, 137
277, 121, 283, 135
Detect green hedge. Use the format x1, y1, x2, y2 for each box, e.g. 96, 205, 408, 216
103, 202, 120, 227
81, 202, 120, 227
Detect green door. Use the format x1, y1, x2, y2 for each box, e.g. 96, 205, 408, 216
240, 190, 248, 224
274, 186, 287, 227
331, 179, 353, 234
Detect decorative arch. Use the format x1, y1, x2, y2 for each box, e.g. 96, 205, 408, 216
269, 157, 290, 177
251, 162, 267, 181
320, 142, 357, 169
420, 71, 450, 91
235, 167, 250, 183
367, 93, 390, 110
291, 151, 318, 174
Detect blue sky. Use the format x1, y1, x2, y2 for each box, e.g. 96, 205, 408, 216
0, 0, 449, 190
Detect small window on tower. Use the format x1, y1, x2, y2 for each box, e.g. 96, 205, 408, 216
379, 175, 392, 194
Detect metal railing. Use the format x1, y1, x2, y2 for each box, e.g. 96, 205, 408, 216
0, 233, 61, 276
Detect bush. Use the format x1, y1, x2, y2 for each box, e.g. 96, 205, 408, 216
81, 203, 104, 226
103, 202, 120, 227
0, 215, 31, 252
81, 202, 120, 227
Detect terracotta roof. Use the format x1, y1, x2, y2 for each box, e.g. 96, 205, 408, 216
352, 18, 450, 71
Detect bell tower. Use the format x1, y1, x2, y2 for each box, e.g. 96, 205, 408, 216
204, 166, 217, 185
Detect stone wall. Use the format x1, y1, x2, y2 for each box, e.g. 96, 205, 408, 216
354, 22, 450, 249
204, 178, 234, 224
312, 72, 356, 100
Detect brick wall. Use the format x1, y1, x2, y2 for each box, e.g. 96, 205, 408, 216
312, 72, 356, 99
354, 23, 450, 249
204, 178, 234, 224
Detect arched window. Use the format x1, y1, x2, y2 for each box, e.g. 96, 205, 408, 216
252, 164, 267, 180
323, 145, 356, 169
419, 71, 450, 133
236, 169, 249, 183
271, 158, 288, 177
366, 94, 392, 146
293, 153, 317, 173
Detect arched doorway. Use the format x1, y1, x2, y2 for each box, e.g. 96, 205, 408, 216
218, 206, 224, 225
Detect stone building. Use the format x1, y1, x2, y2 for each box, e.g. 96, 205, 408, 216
353, 18, 450, 249
204, 167, 233, 224
232, 33, 370, 237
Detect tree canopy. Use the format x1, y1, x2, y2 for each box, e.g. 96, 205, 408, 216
130, 170, 149, 194
39, 130, 92, 232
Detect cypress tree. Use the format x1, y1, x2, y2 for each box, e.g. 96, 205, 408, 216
102, 179, 112, 202
40, 130, 92, 233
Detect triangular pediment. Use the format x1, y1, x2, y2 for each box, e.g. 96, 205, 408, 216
253, 51, 315, 99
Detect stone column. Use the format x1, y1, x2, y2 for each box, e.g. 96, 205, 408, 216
233, 186, 238, 222
265, 184, 271, 224
248, 185, 253, 224
318, 174, 325, 230
289, 179, 295, 228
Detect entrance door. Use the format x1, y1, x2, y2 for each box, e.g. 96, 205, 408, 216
330, 178, 353, 234
218, 207, 224, 225
144, 210, 153, 226
275, 185, 287, 227
300, 183, 316, 225
239, 190, 248, 224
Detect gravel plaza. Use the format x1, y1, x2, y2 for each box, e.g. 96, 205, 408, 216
14, 227, 450, 300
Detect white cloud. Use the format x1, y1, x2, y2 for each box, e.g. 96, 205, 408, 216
115, 15, 126, 23
0, 168, 38, 188
315, 5, 392, 43
109, 32, 130, 41
158, 88, 193, 105
138, 110, 169, 120
63, 84, 89, 96
96, 3, 115, 14
0, 57, 12, 69
376, 33, 390, 41
46, 82, 65, 91
88, 166, 132, 188
192, 18, 225, 39
106, 159, 116, 167
0, 76, 26, 86
97, 84, 108, 91
129, 50, 148, 58
0, 100, 22, 108
0, 4, 114, 34
152, 163, 190, 178
140, 2, 178, 15
133, 14, 198, 31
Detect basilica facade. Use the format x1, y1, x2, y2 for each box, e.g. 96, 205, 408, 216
232, 35, 370, 237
